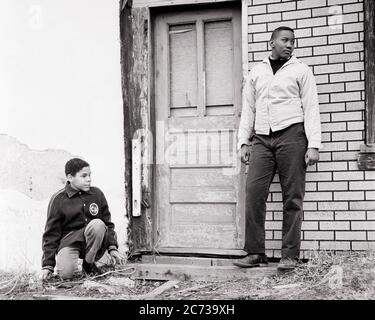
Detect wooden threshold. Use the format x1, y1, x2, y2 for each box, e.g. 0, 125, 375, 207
127, 263, 277, 281
155, 247, 248, 257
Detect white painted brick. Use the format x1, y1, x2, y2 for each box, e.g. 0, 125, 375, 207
293, 47, 313, 57
267, 20, 297, 32
368, 232, 375, 240
299, 55, 328, 66
320, 221, 350, 230
319, 152, 331, 161
305, 231, 334, 240
304, 192, 332, 201
343, 2, 363, 13
329, 52, 360, 63
313, 25, 342, 37
318, 181, 348, 191
336, 231, 366, 240
265, 230, 273, 240
314, 44, 343, 55
301, 240, 319, 250
365, 172, 375, 180
272, 193, 282, 201
342, 13, 361, 24
328, 0, 358, 5
248, 23, 267, 33
267, 1, 296, 13
304, 202, 318, 211
294, 28, 312, 39
304, 211, 334, 220
335, 211, 366, 220
301, 221, 319, 230
345, 81, 364, 91
269, 183, 282, 192
331, 91, 362, 103
368, 211, 375, 220
312, 6, 334, 17
328, 33, 359, 45
249, 42, 268, 52
298, 16, 327, 28
297, 36, 327, 47
348, 121, 365, 130
352, 242, 375, 250
314, 63, 344, 74
273, 212, 282, 220
350, 201, 375, 210
316, 76, 329, 85
345, 42, 364, 54
298, 0, 327, 10
351, 221, 375, 230
346, 101, 365, 111
332, 131, 362, 141
253, 51, 269, 60
345, 61, 364, 72
249, 5, 267, 15
318, 201, 349, 210
321, 122, 346, 132
283, 9, 311, 20
348, 141, 362, 150
266, 202, 283, 211
265, 221, 282, 230
344, 23, 364, 34
253, 13, 281, 24
265, 240, 282, 250
320, 241, 351, 250
317, 83, 345, 94
333, 171, 364, 181
332, 151, 358, 161
252, 0, 282, 4
349, 181, 375, 190
334, 191, 364, 201
348, 161, 361, 171
330, 71, 360, 83
318, 162, 347, 171
331, 111, 362, 122
366, 191, 375, 200
306, 182, 318, 191
321, 142, 346, 151
253, 32, 272, 42
273, 231, 282, 240
306, 172, 332, 181
320, 104, 346, 114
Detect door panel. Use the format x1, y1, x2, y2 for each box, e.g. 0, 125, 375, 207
154, 6, 244, 254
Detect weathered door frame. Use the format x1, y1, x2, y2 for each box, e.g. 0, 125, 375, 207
120, 0, 248, 256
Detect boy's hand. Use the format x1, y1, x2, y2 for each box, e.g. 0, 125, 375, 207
305, 148, 319, 166
240, 145, 251, 164
109, 250, 126, 266
41, 269, 52, 281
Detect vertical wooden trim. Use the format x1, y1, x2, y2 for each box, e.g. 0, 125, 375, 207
364, 0, 375, 145
197, 20, 206, 117
241, 0, 249, 80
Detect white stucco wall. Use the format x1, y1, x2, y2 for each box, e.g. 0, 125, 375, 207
0, 0, 127, 272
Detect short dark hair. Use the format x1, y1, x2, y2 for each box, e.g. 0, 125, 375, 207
65, 158, 90, 176
271, 26, 295, 40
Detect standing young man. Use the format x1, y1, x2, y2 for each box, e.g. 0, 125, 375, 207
234, 26, 322, 271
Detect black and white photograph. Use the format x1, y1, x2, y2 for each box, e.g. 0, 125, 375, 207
0, 0, 375, 310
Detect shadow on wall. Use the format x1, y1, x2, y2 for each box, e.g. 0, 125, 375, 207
0, 134, 74, 272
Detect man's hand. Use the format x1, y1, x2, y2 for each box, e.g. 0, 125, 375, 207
240, 145, 251, 164
109, 250, 126, 266
305, 148, 319, 166
41, 269, 52, 281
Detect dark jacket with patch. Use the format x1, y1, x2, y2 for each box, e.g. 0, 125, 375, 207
42, 183, 118, 269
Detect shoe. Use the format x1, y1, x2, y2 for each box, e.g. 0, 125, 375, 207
277, 258, 297, 271
82, 260, 102, 276
233, 254, 268, 268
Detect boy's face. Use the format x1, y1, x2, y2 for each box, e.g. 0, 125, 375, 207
67, 166, 91, 192
270, 30, 295, 59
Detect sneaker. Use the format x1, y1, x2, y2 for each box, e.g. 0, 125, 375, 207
233, 254, 268, 268
82, 260, 102, 276
277, 258, 297, 271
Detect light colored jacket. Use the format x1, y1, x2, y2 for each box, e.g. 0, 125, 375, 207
238, 55, 322, 150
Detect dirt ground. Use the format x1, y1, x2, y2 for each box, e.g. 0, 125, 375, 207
1, 250, 375, 300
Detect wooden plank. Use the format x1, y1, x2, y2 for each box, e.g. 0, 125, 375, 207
132, 0, 236, 8
142, 255, 245, 266
156, 247, 247, 256
170, 187, 236, 203
128, 263, 277, 281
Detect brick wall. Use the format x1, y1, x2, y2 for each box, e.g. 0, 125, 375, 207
246, 0, 375, 258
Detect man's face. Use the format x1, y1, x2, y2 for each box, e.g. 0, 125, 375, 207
270, 30, 295, 59
68, 166, 91, 192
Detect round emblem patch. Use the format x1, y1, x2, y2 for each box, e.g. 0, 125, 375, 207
89, 203, 99, 216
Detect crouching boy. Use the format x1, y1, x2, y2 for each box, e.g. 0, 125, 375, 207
41, 158, 124, 280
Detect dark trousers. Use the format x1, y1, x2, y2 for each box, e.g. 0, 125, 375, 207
244, 122, 307, 259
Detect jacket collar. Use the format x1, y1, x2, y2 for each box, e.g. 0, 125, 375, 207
262, 55, 298, 68
65, 182, 93, 198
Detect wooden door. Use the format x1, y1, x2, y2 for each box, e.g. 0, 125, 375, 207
153, 6, 245, 255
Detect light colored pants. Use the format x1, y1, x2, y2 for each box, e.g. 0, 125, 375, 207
56, 219, 107, 279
